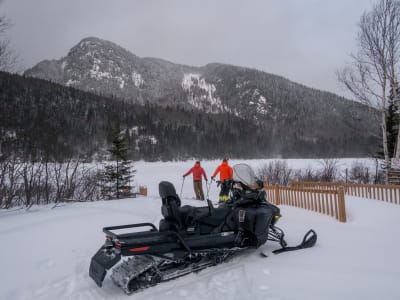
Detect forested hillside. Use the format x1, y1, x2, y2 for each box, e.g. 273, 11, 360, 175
0, 72, 378, 161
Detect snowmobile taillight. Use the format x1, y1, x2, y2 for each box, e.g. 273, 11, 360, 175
129, 246, 150, 252
104, 236, 114, 247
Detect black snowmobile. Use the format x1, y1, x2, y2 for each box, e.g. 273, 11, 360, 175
89, 163, 317, 294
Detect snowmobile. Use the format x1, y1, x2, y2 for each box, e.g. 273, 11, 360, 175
89, 163, 317, 294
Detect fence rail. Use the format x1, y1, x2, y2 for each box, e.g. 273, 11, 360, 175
264, 184, 346, 222
291, 181, 400, 204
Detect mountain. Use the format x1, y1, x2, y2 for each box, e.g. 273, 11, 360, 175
24, 37, 192, 106
25, 37, 376, 119
20, 37, 380, 159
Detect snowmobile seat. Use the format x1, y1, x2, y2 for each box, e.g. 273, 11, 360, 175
180, 206, 233, 234
158, 181, 232, 233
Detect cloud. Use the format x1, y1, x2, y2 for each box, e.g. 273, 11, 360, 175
2, 0, 372, 97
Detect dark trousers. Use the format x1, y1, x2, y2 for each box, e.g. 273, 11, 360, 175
219, 180, 231, 202
193, 180, 204, 200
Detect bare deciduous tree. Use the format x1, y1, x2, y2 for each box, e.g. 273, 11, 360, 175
317, 159, 340, 182
257, 161, 292, 186
338, 0, 400, 183
0, 1, 18, 71
349, 162, 372, 184
0, 156, 104, 209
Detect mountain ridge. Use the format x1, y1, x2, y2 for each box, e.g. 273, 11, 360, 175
25, 37, 359, 115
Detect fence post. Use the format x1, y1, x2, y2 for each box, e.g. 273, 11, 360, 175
338, 186, 346, 222
274, 185, 281, 205
139, 185, 148, 196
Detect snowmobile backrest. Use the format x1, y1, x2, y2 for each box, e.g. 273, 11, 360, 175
161, 200, 183, 229
159, 181, 183, 228
159, 181, 181, 207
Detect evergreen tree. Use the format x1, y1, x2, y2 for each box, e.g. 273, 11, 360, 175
375, 84, 400, 165
102, 125, 136, 199
386, 99, 398, 158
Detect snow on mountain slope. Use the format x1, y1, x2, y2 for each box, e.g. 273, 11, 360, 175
0, 160, 399, 300
181, 73, 227, 114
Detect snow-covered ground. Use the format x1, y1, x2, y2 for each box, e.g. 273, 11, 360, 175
1, 159, 399, 300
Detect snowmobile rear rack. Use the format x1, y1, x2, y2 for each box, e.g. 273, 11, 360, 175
103, 223, 196, 255
103, 223, 158, 239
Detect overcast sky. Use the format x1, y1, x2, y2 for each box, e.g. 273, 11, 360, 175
1, 0, 374, 97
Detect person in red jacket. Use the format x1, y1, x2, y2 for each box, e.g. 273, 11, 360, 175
183, 161, 208, 200
211, 158, 233, 202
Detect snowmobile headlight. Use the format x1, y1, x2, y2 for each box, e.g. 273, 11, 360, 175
274, 214, 280, 219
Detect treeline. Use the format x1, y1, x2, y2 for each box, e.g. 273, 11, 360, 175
0, 71, 377, 161
256, 160, 384, 186
0, 158, 383, 209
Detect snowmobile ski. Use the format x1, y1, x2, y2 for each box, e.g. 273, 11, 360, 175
272, 229, 317, 254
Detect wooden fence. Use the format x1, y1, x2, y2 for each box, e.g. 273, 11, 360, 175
291, 181, 400, 205
264, 184, 346, 222
138, 185, 148, 196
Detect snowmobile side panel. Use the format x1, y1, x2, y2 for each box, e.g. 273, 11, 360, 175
117, 230, 237, 256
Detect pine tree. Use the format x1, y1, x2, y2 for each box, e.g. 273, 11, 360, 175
386, 99, 398, 158
375, 83, 400, 165
102, 125, 136, 199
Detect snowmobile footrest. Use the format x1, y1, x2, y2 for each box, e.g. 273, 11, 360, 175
89, 248, 121, 287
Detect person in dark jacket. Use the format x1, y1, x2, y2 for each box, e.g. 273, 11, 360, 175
211, 158, 233, 203
183, 161, 208, 200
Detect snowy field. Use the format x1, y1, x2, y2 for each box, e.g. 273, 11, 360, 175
1, 159, 399, 300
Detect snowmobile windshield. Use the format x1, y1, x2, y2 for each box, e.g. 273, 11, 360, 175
232, 164, 259, 187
